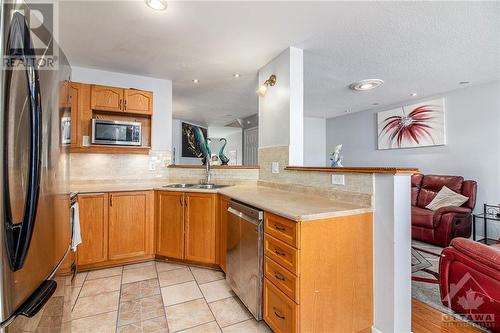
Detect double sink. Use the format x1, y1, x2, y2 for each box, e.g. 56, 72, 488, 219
163, 183, 230, 190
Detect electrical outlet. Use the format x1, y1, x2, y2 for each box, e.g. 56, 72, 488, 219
149, 161, 156, 171
331, 174, 345, 185
272, 162, 279, 174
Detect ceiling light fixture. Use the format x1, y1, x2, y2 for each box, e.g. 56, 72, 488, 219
410, 92, 417, 97
348, 79, 384, 91
256, 74, 277, 97
233, 73, 240, 78
192, 79, 199, 84
145, 0, 168, 11
459, 81, 470, 85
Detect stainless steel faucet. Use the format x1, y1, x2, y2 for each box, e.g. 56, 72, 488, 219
204, 152, 212, 185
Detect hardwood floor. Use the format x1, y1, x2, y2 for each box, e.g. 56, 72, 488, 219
412, 298, 484, 333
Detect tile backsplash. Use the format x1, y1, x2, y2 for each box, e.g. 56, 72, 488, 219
70, 151, 171, 181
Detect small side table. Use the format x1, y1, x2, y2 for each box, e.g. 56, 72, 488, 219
472, 203, 500, 245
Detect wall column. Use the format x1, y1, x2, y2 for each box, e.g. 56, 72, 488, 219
373, 174, 412, 333
258, 47, 304, 166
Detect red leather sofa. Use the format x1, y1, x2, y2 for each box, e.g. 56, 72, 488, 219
440, 238, 500, 332
411, 174, 477, 247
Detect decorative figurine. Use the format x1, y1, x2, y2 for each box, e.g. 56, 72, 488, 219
219, 138, 230, 166
193, 127, 211, 165
330, 144, 344, 167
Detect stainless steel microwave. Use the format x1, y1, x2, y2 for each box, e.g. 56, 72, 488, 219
91, 119, 142, 146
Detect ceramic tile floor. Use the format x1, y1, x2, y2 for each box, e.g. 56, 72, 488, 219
70, 261, 272, 333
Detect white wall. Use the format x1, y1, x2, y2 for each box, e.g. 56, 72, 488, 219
258, 47, 304, 165
71, 66, 172, 151
326, 80, 500, 237
303, 116, 326, 166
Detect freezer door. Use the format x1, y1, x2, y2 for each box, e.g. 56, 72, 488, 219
1, 2, 71, 327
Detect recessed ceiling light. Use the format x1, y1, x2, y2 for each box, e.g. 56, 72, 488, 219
372, 102, 380, 106
459, 81, 470, 85
192, 79, 199, 84
344, 109, 351, 113
410, 92, 417, 97
233, 73, 240, 78
348, 79, 384, 91
145, 0, 168, 11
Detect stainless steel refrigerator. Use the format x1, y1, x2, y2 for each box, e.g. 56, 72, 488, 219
1, 0, 72, 331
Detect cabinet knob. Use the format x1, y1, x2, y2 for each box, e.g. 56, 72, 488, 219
110, 195, 113, 207
274, 272, 285, 281
274, 249, 286, 256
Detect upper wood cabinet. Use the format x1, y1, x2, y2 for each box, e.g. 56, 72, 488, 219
90, 85, 153, 115
156, 191, 185, 260
108, 191, 153, 261
184, 193, 217, 264
90, 85, 124, 112
124, 89, 153, 115
77, 193, 109, 266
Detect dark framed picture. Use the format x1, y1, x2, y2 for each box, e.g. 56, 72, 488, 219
181, 122, 207, 158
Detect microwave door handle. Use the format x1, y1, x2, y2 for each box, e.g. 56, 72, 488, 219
3, 12, 43, 271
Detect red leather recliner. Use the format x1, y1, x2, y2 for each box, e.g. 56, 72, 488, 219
411, 174, 477, 247
439, 238, 500, 332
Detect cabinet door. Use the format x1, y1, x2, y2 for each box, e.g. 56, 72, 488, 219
124, 89, 153, 115
90, 84, 123, 112
156, 191, 185, 259
185, 193, 216, 264
77, 193, 108, 266
218, 195, 230, 272
108, 191, 152, 261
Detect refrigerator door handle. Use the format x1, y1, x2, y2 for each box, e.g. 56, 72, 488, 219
3, 12, 42, 271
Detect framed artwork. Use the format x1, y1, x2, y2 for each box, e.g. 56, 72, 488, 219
181, 122, 207, 158
377, 98, 446, 150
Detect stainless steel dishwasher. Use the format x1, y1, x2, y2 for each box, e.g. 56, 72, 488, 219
226, 200, 264, 320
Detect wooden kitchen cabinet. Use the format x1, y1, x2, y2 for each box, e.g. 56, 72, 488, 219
77, 193, 109, 266
76, 191, 154, 270
124, 89, 153, 115
156, 191, 185, 259
108, 191, 154, 261
155, 191, 217, 265
217, 195, 230, 271
184, 193, 217, 264
263, 212, 374, 333
90, 84, 124, 112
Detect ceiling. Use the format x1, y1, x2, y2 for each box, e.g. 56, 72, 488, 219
59, 1, 500, 123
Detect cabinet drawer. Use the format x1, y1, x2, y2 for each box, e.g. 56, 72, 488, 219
264, 278, 298, 333
264, 235, 299, 275
264, 257, 299, 303
265, 213, 299, 248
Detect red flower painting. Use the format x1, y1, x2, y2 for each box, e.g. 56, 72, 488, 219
378, 99, 445, 149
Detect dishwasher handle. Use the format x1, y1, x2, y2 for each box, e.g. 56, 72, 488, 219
228, 207, 262, 226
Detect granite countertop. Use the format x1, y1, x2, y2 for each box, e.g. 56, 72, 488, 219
71, 182, 371, 221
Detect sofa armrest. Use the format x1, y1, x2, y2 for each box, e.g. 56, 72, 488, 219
451, 237, 500, 271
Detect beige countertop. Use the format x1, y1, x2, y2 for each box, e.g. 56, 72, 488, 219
71, 182, 371, 221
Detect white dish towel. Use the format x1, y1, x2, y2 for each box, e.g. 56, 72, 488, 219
71, 202, 82, 251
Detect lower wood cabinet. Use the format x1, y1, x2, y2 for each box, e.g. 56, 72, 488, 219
156, 191, 185, 259
108, 191, 154, 261
77, 193, 109, 266
263, 212, 374, 333
77, 191, 153, 269
155, 191, 217, 264
217, 195, 230, 272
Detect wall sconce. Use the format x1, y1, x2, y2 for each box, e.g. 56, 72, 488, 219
256, 74, 277, 97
